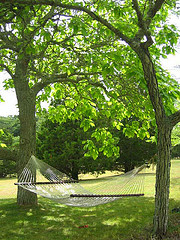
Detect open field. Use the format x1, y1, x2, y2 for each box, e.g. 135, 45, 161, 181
0, 160, 179, 240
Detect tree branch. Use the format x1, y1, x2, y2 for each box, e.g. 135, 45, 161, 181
131, 0, 166, 48
20, 6, 56, 50
169, 110, 180, 129
0, 31, 20, 52
32, 72, 101, 95
146, 0, 166, 25
132, 0, 144, 29
32, 73, 67, 95
131, 0, 154, 48
32, 72, 102, 95
0, 0, 132, 45
0, 64, 14, 77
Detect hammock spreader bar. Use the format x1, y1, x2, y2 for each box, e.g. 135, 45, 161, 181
14, 180, 78, 185
70, 193, 144, 198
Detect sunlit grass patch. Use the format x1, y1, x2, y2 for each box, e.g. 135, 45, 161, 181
0, 177, 17, 199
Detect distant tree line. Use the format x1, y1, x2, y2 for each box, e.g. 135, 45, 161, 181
0, 115, 179, 179
0, 116, 19, 177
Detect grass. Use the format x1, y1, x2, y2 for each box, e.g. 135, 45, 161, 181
0, 160, 179, 240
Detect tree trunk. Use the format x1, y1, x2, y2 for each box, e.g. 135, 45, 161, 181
14, 56, 37, 206
124, 159, 134, 173
135, 47, 171, 238
16, 99, 37, 205
71, 161, 79, 180
153, 124, 171, 239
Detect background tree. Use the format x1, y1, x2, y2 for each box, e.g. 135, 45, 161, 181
0, 158, 16, 178
0, 116, 20, 138
171, 123, 180, 146
37, 117, 117, 180
0, 116, 19, 177
171, 123, 180, 158
37, 110, 157, 178
172, 144, 180, 158
115, 125, 157, 172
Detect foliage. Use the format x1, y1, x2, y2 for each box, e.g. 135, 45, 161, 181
0, 116, 19, 177
171, 123, 180, 157
36, 116, 117, 180
0, 116, 20, 137
172, 144, 180, 158
116, 131, 157, 172
0, 130, 12, 147
0, 129, 6, 148
0, 116, 20, 149
37, 113, 157, 178
0, 0, 180, 236
0, 159, 16, 178
171, 123, 180, 147
0, 1, 179, 159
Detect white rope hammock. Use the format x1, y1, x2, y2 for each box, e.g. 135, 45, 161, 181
15, 155, 146, 207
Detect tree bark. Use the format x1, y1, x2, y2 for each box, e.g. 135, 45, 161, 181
136, 46, 171, 238
71, 161, 79, 181
14, 56, 37, 206
153, 124, 171, 238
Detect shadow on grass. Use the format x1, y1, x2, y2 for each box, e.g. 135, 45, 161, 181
0, 197, 179, 240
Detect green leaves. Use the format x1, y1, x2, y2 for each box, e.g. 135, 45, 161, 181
155, 64, 180, 115
155, 24, 179, 55
0, 95, 4, 102
0, 129, 7, 148
80, 119, 95, 132
3, 79, 14, 90
83, 140, 98, 160
122, 120, 151, 140
171, 123, 180, 147
0, 129, 4, 137
112, 120, 123, 130
90, 128, 120, 158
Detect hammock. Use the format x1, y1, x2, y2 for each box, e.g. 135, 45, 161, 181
15, 155, 146, 207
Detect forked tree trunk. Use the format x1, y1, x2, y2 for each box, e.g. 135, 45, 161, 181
153, 124, 172, 238
14, 56, 37, 205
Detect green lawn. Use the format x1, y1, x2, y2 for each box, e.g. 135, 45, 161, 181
0, 160, 179, 240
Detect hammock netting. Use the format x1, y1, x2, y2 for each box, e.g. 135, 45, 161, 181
15, 156, 146, 207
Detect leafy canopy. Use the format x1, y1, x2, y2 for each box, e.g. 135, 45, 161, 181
0, 0, 179, 159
